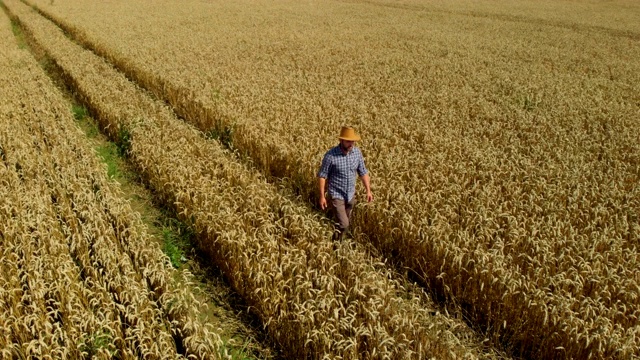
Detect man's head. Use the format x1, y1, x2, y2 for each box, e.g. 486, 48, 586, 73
339, 139, 355, 152
338, 126, 360, 153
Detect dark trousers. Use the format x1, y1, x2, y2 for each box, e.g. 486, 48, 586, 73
330, 197, 355, 239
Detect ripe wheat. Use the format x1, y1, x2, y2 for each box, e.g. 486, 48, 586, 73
2, 0, 510, 358
0, 8, 225, 359
18, 0, 640, 358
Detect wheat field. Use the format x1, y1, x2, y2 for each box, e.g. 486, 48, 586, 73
2, 0, 513, 358
0, 7, 227, 359
3, 0, 640, 358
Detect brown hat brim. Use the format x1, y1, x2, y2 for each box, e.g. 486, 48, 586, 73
339, 135, 361, 141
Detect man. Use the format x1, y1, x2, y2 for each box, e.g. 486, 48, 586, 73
317, 126, 373, 239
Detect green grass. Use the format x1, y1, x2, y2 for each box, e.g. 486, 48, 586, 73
116, 124, 132, 157
71, 103, 89, 121
10, 19, 27, 49
222, 339, 254, 360
95, 143, 122, 180
160, 218, 192, 269
205, 124, 234, 149
79, 330, 115, 357
71, 104, 99, 138
71, 104, 125, 181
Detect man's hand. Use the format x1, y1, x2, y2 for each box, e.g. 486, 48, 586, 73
319, 196, 327, 210
361, 174, 373, 203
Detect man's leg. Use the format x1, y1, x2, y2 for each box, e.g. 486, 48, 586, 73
331, 198, 349, 239
344, 198, 355, 231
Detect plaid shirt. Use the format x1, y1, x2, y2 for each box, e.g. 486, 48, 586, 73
318, 145, 368, 202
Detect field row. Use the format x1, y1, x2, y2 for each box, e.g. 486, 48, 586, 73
22, 0, 640, 358
0, 8, 224, 359
2, 0, 506, 358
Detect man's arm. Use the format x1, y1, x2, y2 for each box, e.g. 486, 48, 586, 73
318, 152, 331, 210
356, 149, 372, 202
318, 177, 328, 210
360, 173, 373, 203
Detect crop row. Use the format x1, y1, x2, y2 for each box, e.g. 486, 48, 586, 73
0, 8, 224, 359
22, 0, 640, 358
3, 1, 506, 359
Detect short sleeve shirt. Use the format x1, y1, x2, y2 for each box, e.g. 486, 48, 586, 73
317, 145, 368, 202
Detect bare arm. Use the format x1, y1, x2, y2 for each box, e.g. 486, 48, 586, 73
360, 174, 373, 202
318, 177, 328, 210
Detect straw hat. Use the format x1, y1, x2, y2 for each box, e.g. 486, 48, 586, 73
338, 126, 361, 141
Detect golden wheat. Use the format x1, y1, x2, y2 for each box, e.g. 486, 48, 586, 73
0, 7, 225, 359
2, 0, 511, 358
18, 0, 640, 358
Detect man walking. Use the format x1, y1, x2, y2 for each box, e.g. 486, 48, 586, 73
318, 126, 373, 239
